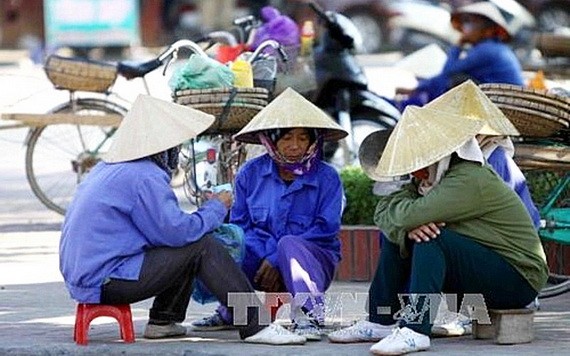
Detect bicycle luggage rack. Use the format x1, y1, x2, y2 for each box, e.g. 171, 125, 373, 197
1, 113, 122, 128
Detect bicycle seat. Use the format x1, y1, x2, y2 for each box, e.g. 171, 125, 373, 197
117, 59, 163, 80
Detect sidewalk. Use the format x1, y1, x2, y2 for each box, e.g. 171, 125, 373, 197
1, 230, 569, 355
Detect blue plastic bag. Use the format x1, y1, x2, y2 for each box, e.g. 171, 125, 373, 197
191, 223, 245, 304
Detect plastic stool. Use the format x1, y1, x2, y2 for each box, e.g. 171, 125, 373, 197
74, 303, 135, 345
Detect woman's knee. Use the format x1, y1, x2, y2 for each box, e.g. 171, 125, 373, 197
413, 228, 457, 253
276, 235, 304, 253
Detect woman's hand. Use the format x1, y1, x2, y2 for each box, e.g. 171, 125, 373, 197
209, 190, 233, 209
254, 259, 284, 292
407, 222, 445, 243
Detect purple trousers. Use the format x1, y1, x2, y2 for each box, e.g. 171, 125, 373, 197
219, 235, 338, 324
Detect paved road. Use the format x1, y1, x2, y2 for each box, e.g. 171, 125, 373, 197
0, 231, 569, 355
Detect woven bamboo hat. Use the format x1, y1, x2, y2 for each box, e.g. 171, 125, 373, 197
451, 2, 511, 41
233, 87, 348, 144
425, 80, 520, 136
358, 129, 411, 181
375, 105, 484, 177
103, 94, 215, 163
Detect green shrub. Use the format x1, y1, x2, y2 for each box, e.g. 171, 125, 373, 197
340, 166, 380, 225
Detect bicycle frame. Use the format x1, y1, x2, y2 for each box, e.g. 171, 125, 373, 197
539, 173, 570, 244
24, 39, 221, 214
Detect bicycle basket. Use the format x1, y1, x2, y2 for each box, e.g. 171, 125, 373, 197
173, 87, 269, 134
44, 55, 118, 93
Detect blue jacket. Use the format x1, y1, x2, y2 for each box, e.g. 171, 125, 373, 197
59, 160, 227, 303
230, 154, 343, 266
487, 147, 542, 229
417, 38, 524, 101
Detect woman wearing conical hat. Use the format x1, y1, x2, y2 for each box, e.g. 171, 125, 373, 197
329, 102, 547, 354
424, 80, 541, 230
191, 88, 348, 340
395, 1, 524, 109
59, 95, 306, 345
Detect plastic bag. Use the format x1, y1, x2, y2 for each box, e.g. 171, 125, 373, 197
169, 54, 234, 92
191, 223, 246, 304
251, 6, 300, 50
274, 55, 317, 96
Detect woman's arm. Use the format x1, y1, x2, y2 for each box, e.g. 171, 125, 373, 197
375, 164, 486, 246
131, 175, 227, 247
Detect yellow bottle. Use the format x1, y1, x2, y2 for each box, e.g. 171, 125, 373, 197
529, 70, 547, 90
300, 20, 315, 57
230, 59, 254, 88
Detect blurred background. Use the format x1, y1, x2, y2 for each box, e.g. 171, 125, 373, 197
0, 0, 568, 62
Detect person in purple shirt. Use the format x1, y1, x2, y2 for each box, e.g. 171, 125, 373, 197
191, 88, 348, 341
396, 2, 524, 109
59, 95, 306, 345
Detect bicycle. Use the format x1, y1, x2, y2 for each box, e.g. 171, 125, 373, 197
12, 39, 252, 215
533, 169, 570, 298
515, 142, 570, 299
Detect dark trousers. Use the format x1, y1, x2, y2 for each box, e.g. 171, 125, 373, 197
100, 235, 264, 339
369, 229, 537, 335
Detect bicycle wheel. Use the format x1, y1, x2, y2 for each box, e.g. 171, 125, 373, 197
25, 98, 127, 215
173, 136, 223, 207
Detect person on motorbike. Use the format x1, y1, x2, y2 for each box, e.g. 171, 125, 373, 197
328, 96, 547, 355
59, 95, 305, 345
190, 88, 348, 341
395, 2, 524, 110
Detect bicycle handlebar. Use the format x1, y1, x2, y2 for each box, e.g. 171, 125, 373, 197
247, 39, 289, 63
158, 40, 208, 62
158, 40, 208, 76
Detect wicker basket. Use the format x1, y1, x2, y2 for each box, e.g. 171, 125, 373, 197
514, 143, 570, 171
535, 33, 570, 58
480, 84, 570, 138
44, 55, 118, 93
173, 87, 269, 133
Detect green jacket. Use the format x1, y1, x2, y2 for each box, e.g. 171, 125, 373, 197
374, 160, 548, 292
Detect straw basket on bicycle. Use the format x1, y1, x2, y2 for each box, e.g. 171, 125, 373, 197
480, 83, 570, 298
44, 55, 119, 94
173, 86, 270, 134
172, 86, 270, 192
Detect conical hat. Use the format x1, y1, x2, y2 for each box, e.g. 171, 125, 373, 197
232, 87, 348, 144
451, 2, 511, 39
375, 105, 484, 177
103, 95, 215, 163
425, 80, 520, 136
359, 129, 399, 181
394, 44, 447, 79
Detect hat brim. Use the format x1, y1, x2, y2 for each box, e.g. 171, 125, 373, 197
451, 2, 512, 41
232, 88, 348, 144
233, 125, 348, 144
375, 106, 484, 176
359, 129, 409, 181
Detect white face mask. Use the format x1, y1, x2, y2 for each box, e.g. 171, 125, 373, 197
461, 22, 477, 34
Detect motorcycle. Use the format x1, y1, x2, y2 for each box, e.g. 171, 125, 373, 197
301, 1, 401, 166
388, 0, 538, 65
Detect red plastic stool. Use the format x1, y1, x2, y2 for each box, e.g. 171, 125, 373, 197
74, 303, 135, 345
